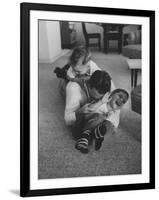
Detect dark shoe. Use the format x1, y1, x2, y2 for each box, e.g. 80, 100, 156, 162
75, 143, 89, 154
54, 67, 67, 79
95, 138, 104, 151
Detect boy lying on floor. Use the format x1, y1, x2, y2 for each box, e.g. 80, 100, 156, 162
75, 88, 129, 153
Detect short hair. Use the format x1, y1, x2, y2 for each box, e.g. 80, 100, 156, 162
89, 70, 111, 94
109, 88, 129, 103
69, 45, 91, 67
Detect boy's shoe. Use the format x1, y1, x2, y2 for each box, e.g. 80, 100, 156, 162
54, 67, 67, 79
75, 143, 89, 154
95, 138, 104, 151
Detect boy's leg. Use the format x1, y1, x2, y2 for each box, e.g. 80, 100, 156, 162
72, 115, 85, 139
84, 113, 106, 130
93, 120, 114, 151
75, 114, 105, 154
75, 129, 91, 154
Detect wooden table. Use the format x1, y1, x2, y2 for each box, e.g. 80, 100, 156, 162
127, 59, 141, 88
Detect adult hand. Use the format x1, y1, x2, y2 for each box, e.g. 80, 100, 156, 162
75, 103, 94, 120
77, 103, 94, 114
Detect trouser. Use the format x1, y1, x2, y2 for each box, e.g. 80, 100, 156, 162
74, 113, 114, 152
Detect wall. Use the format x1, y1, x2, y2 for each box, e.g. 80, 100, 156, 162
39, 21, 62, 63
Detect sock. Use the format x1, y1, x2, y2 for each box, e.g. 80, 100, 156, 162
94, 122, 107, 151
75, 130, 91, 154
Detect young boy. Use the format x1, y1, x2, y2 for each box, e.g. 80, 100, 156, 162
54, 45, 101, 97
75, 88, 129, 154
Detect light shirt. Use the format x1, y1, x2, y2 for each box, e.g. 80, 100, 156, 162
96, 103, 120, 128
64, 61, 120, 128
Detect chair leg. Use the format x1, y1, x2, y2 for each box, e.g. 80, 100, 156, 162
86, 39, 89, 48
118, 39, 122, 54
104, 38, 108, 53
98, 39, 101, 51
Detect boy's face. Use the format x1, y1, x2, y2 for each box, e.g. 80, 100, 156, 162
109, 91, 128, 110
73, 57, 89, 75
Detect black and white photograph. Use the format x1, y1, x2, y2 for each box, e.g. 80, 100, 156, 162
38, 21, 142, 179
20, 3, 155, 197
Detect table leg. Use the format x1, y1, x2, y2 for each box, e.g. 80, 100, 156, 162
105, 39, 108, 53
118, 38, 122, 54
134, 69, 138, 88
131, 69, 134, 88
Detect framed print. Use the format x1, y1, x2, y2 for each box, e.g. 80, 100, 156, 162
20, 2, 155, 197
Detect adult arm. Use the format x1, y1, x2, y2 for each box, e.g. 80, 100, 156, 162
64, 81, 100, 125
64, 82, 82, 126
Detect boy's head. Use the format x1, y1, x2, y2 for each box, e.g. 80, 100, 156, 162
69, 46, 91, 75
108, 89, 129, 110
88, 70, 111, 100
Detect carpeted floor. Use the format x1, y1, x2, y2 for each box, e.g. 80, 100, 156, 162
38, 51, 141, 179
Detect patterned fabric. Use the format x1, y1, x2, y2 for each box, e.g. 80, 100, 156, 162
75, 120, 114, 153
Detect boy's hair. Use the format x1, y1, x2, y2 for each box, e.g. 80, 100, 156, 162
89, 70, 111, 94
69, 46, 91, 67
109, 88, 129, 104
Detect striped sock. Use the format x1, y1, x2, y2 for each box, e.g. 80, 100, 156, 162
75, 130, 91, 154
94, 122, 107, 151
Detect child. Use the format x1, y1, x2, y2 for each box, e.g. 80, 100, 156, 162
75, 88, 129, 154
54, 45, 101, 97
